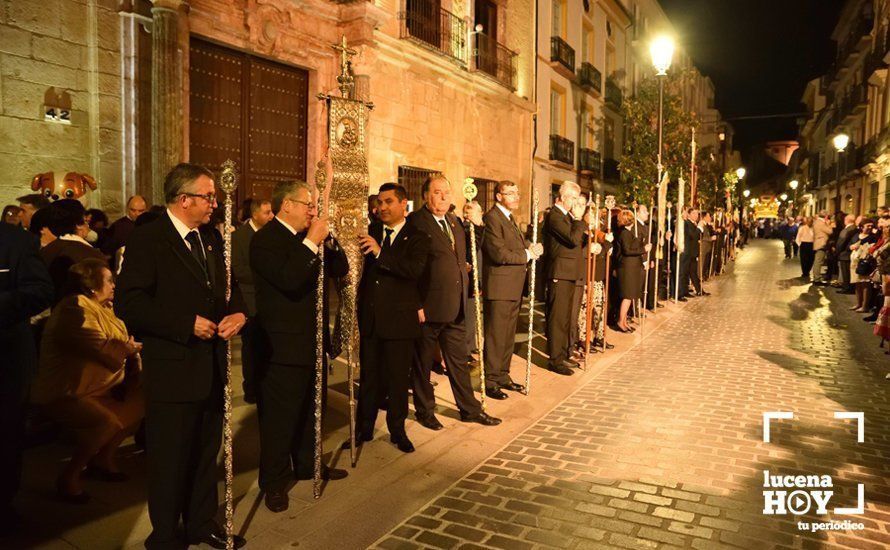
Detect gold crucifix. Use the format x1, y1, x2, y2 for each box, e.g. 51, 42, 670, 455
332, 35, 357, 97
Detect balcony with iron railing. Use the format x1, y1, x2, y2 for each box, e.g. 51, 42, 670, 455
578, 62, 602, 95
473, 32, 517, 90
835, 7, 874, 69
866, 24, 890, 78
605, 77, 622, 109
550, 36, 575, 78
549, 135, 574, 166
399, 1, 467, 65
578, 148, 601, 174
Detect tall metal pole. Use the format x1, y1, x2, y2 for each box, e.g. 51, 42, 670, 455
654, 76, 664, 309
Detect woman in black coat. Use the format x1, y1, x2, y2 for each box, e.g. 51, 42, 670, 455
615, 209, 648, 332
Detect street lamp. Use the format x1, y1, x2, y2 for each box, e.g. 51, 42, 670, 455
743, 189, 751, 198
832, 132, 849, 214
789, 179, 799, 190
736, 167, 746, 180
789, 179, 799, 216
650, 35, 673, 309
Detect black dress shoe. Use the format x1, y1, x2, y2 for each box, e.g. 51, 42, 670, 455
416, 414, 444, 431
460, 411, 502, 426
594, 341, 615, 350
296, 465, 348, 481
265, 488, 289, 512
656, 303, 665, 308
698, 291, 711, 296
564, 358, 580, 368
191, 532, 247, 549
677, 297, 688, 302
485, 387, 509, 400
548, 364, 574, 376
390, 433, 415, 453
501, 381, 525, 392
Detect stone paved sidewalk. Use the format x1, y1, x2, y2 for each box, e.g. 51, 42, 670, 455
373, 240, 890, 550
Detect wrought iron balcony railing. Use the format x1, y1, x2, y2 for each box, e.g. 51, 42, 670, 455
549, 134, 574, 166
474, 32, 517, 90
550, 36, 575, 75
579, 147, 602, 174
578, 62, 602, 94
399, 1, 467, 65
605, 77, 622, 108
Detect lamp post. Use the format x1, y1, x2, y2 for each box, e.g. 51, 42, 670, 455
789, 179, 799, 215
832, 132, 849, 214
650, 36, 674, 188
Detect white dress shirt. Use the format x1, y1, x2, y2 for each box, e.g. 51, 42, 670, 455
276, 216, 319, 254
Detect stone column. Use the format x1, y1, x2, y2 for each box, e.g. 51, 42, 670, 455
150, 0, 185, 206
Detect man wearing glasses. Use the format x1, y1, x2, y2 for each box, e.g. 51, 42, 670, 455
249, 179, 349, 513
116, 163, 247, 549
480, 181, 542, 400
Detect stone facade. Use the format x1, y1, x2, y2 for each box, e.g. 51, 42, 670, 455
0, 0, 124, 213
1, 0, 536, 221
797, 0, 890, 216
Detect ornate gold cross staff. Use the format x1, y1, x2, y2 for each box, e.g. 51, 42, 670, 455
524, 187, 539, 394
332, 35, 357, 98
462, 178, 485, 409
218, 159, 238, 550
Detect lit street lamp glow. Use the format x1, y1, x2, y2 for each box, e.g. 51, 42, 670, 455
832, 133, 850, 152
650, 36, 675, 76
736, 167, 746, 180
789, 179, 799, 190
780, 193, 788, 201
743, 189, 751, 198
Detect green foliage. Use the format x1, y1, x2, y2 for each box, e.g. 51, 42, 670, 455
617, 69, 700, 205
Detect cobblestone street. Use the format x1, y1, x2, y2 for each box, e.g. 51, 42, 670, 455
374, 240, 890, 550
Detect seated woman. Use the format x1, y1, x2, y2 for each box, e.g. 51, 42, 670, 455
31, 258, 143, 503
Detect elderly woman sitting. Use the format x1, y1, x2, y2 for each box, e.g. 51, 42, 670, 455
31, 258, 144, 503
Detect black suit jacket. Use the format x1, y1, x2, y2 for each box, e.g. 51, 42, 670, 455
250, 217, 348, 366
482, 206, 529, 301
545, 207, 586, 281
0, 224, 54, 380
682, 219, 700, 257
836, 225, 858, 261
232, 222, 257, 316
700, 223, 714, 256
115, 212, 246, 403
407, 207, 468, 324
359, 221, 430, 340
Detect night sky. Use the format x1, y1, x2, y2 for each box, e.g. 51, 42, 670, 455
659, 0, 843, 158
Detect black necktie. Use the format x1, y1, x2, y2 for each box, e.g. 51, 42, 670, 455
383, 227, 393, 250
438, 219, 454, 248
185, 230, 208, 275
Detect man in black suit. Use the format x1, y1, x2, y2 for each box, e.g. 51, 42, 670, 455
0, 223, 53, 533
354, 183, 430, 452
408, 175, 501, 431
250, 180, 349, 513
699, 211, 716, 281
116, 163, 247, 549
481, 181, 541, 400
101, 195, 147, 257
678, 208, 703, 300
544, 182, 587, 375
231, 199, 273, 403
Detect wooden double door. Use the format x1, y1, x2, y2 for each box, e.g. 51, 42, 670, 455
189, 38, 309, 203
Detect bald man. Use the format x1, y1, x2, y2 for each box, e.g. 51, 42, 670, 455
102, 195, 147, 256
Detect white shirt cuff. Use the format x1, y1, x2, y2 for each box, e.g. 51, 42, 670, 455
303, 238, 319, 255
525, 250, 533, 262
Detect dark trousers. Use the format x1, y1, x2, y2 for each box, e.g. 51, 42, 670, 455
358, 335, 413, 436
570, 283, 583, 348
701, 250, 713, 281
678, 253, 693, 298
0, 370, 26, 514
839, 259, 852, 289
783, 239, 793, 258
240, 319, 258, 401
412, 321, 481, 418
546, 279, 575, 366
689, 255, 701, 294
483, 299, 521, 390
257, 363, 315, 491
799, 242, 815, 278
145, 388, 223, 549
792, 242, 799, 257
